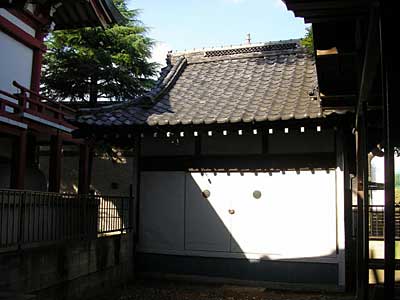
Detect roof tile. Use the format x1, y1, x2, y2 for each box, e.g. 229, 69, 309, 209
77, 40, 340, 127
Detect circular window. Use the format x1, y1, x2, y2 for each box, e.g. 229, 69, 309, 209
202, 190, 211, 198
253, 190, 262, 199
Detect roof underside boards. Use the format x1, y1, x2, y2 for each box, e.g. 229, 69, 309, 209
77, 40, 340, 128
283, 0, 377, 111
52, 0, 125, 30
1, 0, 125, 29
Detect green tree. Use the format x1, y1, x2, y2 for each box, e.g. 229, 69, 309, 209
41, 0, 157, 106
300, 26, 314, 54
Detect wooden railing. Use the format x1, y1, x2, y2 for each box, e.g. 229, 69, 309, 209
0, 190, 133, 250
0, 81, 77, 132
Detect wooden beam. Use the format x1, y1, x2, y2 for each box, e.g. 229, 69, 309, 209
355, 7, 379, 129
48, 134, 62, 192
286, 0, 369, 11
140, 153, 336, 171
321, 96, 356, 110
0, 14, 45, 50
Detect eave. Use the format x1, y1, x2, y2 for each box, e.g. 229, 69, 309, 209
0, 0, 126, 30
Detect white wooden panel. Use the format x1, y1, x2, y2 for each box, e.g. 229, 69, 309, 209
230, 171, 337, 259
229, 172, 283, 255
139, 172, 185, 251
185, 173, 232, 252
0, 31, 33, 96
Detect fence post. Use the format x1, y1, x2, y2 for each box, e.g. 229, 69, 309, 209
129, 184, 133, 231
17, 191, 26, 250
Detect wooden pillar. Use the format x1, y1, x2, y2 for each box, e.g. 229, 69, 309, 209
380, 2, 395, 298
48, 134, 62, 192
356, 104, 369, 300
341, 128, 356, 291
335, 127, 348, 289
78, 143, 90, 194
30, 32, 45, 94
10, 130, 27, 189
133, 134, 141, 243
130, 133, 141, 275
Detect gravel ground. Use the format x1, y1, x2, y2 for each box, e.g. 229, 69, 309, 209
89, 279, 355, 300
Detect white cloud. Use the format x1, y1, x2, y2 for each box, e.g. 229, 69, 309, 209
150, 42, 171, 68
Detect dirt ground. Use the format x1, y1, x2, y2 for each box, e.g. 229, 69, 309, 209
89, 279, 355, 300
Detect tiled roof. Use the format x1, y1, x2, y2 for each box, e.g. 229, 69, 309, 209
77, 40, 327, 127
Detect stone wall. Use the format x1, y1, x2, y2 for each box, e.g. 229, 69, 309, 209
0, 234, 134, 299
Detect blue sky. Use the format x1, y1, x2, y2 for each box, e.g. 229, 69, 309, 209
128, 0, 307, 65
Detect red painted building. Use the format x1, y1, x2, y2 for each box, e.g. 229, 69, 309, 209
0, 0, 123, 192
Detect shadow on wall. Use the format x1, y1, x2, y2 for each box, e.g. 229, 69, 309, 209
37, 154, 133, 196
138, 170, 342, 285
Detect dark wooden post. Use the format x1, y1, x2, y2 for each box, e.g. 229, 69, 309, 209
78, 143, 90, 194
356, 104, 369, 300
339, 127, 356, 291
48, 134, 62, 192
10, 130, 27, 189
133, 134, 141, 243
380, 2, 395, 298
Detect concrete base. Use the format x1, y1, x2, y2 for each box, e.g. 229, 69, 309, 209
0, 234, 134, 300
136, 253, 340, 290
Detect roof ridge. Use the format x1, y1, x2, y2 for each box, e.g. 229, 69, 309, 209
77, 57, 187, 115
170, 39, 301, 57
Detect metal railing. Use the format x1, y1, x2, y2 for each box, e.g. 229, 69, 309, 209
352, 204, 400, 240
0, 189, 132, 250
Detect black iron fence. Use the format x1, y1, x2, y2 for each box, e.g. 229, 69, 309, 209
0, 189, 132, 249
352, 204, 400, 240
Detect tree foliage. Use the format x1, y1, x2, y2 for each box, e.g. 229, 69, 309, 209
300, 26, 314, 54
41, 0, 157, 105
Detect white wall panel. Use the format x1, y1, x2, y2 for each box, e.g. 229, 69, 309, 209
0, 31, 33, 97
138, 172, 185, 251
230, 171, 337, 259
139, 170, 339, 263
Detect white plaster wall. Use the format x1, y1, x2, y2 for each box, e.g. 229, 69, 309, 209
139, 170, 340, 264
0, 9, 35, 36
0, 30, 33, 97
139, 172, 185, 251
